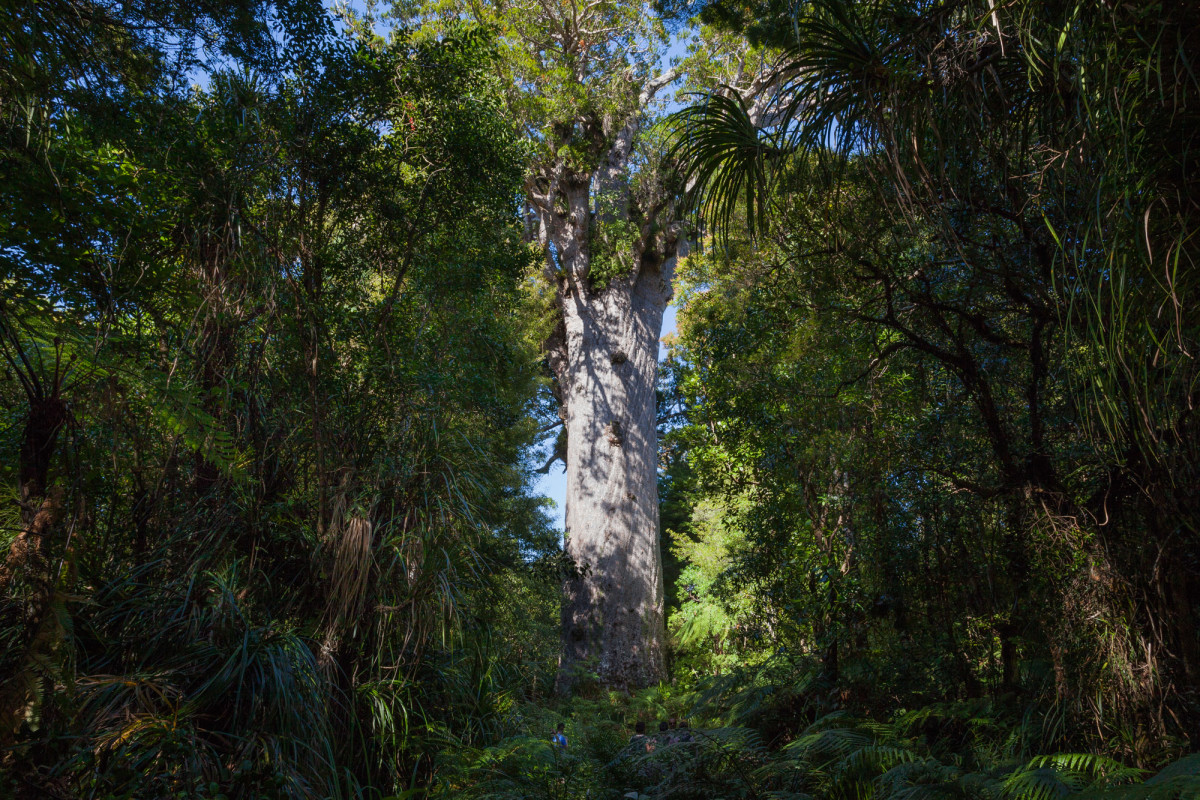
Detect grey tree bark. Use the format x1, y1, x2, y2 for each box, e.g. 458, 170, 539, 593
528, 73, 680, 690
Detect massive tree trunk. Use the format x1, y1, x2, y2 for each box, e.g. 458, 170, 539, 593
530, 76, 679, 689
557, 244, 675, 689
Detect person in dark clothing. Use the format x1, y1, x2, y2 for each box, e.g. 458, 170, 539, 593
630, 720, 651, 752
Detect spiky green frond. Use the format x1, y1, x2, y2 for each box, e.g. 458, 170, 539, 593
667, 91, 785, 238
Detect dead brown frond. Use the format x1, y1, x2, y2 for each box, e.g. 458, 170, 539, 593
320, 513, 375, 668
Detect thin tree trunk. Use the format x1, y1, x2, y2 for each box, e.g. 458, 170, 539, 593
1, 395, 67, 593
0, 487, 64, 748
0, 390, 68, 750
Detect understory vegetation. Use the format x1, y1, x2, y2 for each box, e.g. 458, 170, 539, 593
1, 0, 1196, 798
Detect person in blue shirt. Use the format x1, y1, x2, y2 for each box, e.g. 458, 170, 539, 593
552, 722, 568, 751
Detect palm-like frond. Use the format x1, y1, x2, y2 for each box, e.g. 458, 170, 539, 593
668, 91, 785, 239
66, 555, 345, 799
666, 0, 903, 241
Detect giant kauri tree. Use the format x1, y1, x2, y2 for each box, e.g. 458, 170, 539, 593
404, 0, 685, 688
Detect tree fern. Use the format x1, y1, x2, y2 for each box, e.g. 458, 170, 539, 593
1076, 755, 1200, 800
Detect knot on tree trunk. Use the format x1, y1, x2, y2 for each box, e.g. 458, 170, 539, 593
610, 350, 627, 364
606, 419, 623, 447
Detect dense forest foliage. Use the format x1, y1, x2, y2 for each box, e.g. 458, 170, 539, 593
1, 0, 1196, 798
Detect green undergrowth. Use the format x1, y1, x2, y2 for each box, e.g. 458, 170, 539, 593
431, 669, 1199, 800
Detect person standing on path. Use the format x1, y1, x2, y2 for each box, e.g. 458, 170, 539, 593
629, 720, 650, 753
